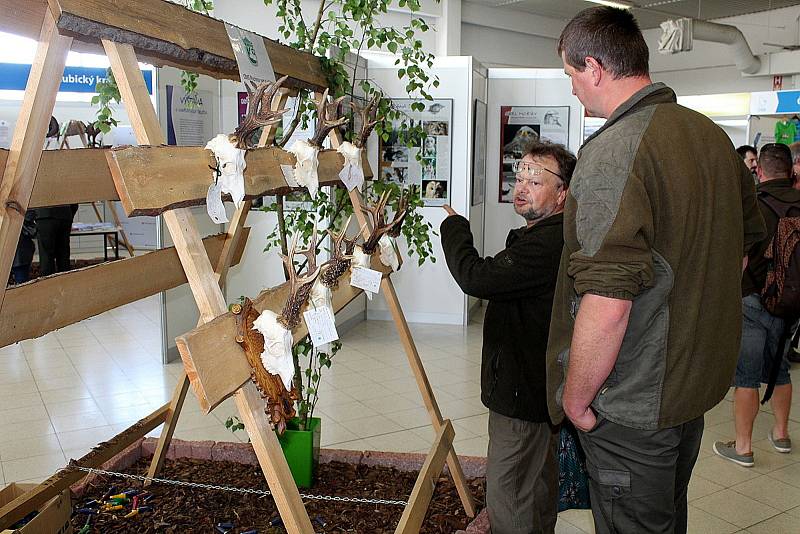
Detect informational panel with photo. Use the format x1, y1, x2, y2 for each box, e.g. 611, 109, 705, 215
379, 99, 453, 206
498, 106, 569, 203
472, 99, 487, 206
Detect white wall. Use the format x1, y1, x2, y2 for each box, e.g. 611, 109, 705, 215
484, 70, 582, 258
461, 25, 561, 69
467, 59, 487, 319
368, 56, 475, 325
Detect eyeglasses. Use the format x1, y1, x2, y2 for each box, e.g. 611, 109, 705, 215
511, 160, 563, 184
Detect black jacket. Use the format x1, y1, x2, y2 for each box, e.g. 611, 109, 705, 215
440, 213, 564, 423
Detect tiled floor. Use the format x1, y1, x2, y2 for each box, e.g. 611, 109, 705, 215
1, 295, 799, 532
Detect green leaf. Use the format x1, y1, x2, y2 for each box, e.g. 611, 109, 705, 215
387, 41, 398, 54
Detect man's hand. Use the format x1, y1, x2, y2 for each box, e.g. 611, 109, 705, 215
443, 204, 458, 217
566, 404, 597, 432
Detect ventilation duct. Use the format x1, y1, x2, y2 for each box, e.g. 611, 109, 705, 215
658, 18, 761, 75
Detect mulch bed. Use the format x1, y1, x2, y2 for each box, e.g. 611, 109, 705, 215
70, 455, 486, 533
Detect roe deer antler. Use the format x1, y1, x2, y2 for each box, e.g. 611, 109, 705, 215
351, 94, 381, 149
278, 227, 322, 329
234, 298, 299, 435
361, 190, 409, 254
319, 215, 362, 289
308, 89, 347, 148
232, 76, 289, 149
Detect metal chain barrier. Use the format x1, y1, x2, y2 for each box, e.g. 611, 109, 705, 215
69, 466, 408, 506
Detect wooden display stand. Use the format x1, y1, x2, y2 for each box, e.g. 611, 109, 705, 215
0, 1, 475, 532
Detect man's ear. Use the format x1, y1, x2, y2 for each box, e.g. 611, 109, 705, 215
585, 57, 603, 86
557, 186, 568, 207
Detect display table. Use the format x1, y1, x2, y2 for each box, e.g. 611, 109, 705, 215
70, 222, 121, 261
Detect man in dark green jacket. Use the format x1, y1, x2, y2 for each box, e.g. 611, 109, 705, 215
548, 7, 766, 534
441, 142, 576, 534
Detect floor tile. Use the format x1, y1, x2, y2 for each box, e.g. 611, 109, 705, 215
556, 509, 595, 533
0, 418, 55, 443
0, 392, 43, 411
0, 434, 62, 462
745, 512, 800, 534
57, 425, 118, 453
693, 489, 781, 528
732, 474, 800, 511
768, 462, 800, 489
452, 436, 488, 457
340, 414, 404, 438
688, 474, 726, 502
50, 410, 109, 433
693, 455, 762, 488
686, 505, 741, 534
364, 429, 432, 453
2, 451, 67, 483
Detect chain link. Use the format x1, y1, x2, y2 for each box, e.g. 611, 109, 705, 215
70, 466, 407, 506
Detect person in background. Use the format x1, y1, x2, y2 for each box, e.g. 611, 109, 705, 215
441, 141, 576, 534
11, 211, 36, 284
548, 6, 765, 533
789, 141, 800, 189
737, 144, 758, 180
34, 204, 78, 276
714, 143, 798, 466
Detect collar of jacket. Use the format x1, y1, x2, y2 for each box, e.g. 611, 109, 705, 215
583, 82, 676, 147
758, 177, 796, 199
509, 212, 564, 241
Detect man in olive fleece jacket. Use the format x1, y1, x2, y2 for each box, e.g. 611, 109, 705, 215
549, 7, 765, 534
441, 142, 576, 534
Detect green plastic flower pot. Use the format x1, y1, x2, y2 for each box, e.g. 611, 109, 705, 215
277, 416, 321, 488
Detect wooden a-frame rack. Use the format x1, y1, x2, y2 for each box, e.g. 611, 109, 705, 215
0, 1, 476, 532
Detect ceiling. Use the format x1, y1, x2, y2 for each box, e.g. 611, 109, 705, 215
469, 0, 800, 29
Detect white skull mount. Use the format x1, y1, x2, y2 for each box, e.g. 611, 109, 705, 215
336, 141, 364, 191
287, 139, 320, 198
309, 278, 333, 313
378, 234, 401, 272
351, 244, 374, 300
252, 310, 295, 390
205, 134, 247, 223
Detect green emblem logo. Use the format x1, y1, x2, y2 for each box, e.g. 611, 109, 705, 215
243, 36, 258, 66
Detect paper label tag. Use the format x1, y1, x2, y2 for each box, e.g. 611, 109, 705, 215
206, 182, 228, 224
303, 306, 339, 347
350, 266, 382, 294
224, 23, 276, 88
281, 164, 299, 187
339, 164, 365, 191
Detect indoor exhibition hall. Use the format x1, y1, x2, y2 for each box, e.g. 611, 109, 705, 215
0, 0, 799, 532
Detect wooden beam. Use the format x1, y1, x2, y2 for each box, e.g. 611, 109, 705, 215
0, 10, 71, 313
39, 0, 328, 89
0, 403, 170, 531
0, 230, 248, 348
0, 148, 120, 207
177, 258, 392, 413
106, 145, 371, 217
394, 420, 455, 534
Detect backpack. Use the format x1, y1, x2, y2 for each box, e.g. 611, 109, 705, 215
760, 194, 800, 318
758, 193, 800, 404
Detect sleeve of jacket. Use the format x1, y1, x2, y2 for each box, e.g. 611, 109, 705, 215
440, 215, 560, 301
567, 169, 654, 301
740, 164, 766, 255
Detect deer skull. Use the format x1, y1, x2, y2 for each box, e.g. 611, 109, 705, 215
287, 139, 320, 198
205, 134, 246, 224
378, 234, 401, 272
252, 310, 294, 390
336, 141, 364, 191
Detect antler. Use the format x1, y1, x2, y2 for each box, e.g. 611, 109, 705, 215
319, 215, 362, 288
278, 228, 322, 329
351, 94, 381, 149
308, 89, 347, 148
387, 189, 409, 238
232, 76, 289, 149
361, 190, 409, 254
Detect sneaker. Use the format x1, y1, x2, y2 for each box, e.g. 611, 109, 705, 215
713, 440, 754, 467
768, 431, 792, 453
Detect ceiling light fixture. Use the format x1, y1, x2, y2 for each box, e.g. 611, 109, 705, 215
583, 0, 634, 9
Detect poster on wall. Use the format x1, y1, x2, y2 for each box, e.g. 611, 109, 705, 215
472, 100, 487, 206
165, 85, 214, 146
498, 106, 569, 203
379, 98, 453, 206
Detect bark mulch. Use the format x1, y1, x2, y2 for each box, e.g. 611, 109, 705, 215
70, 455, 486, 533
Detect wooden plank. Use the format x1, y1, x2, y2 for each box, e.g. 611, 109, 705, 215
394, 420, 455, 534
146, 201, 252, 481
177, 257, 392, 413
106, 39, 315, 534
0, 10, 71, 312
0, 148, 120, 207
0, 229, 248, 347
42, 0, 328, 89
0, 403, 170, 530
106, 145, 372, 217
